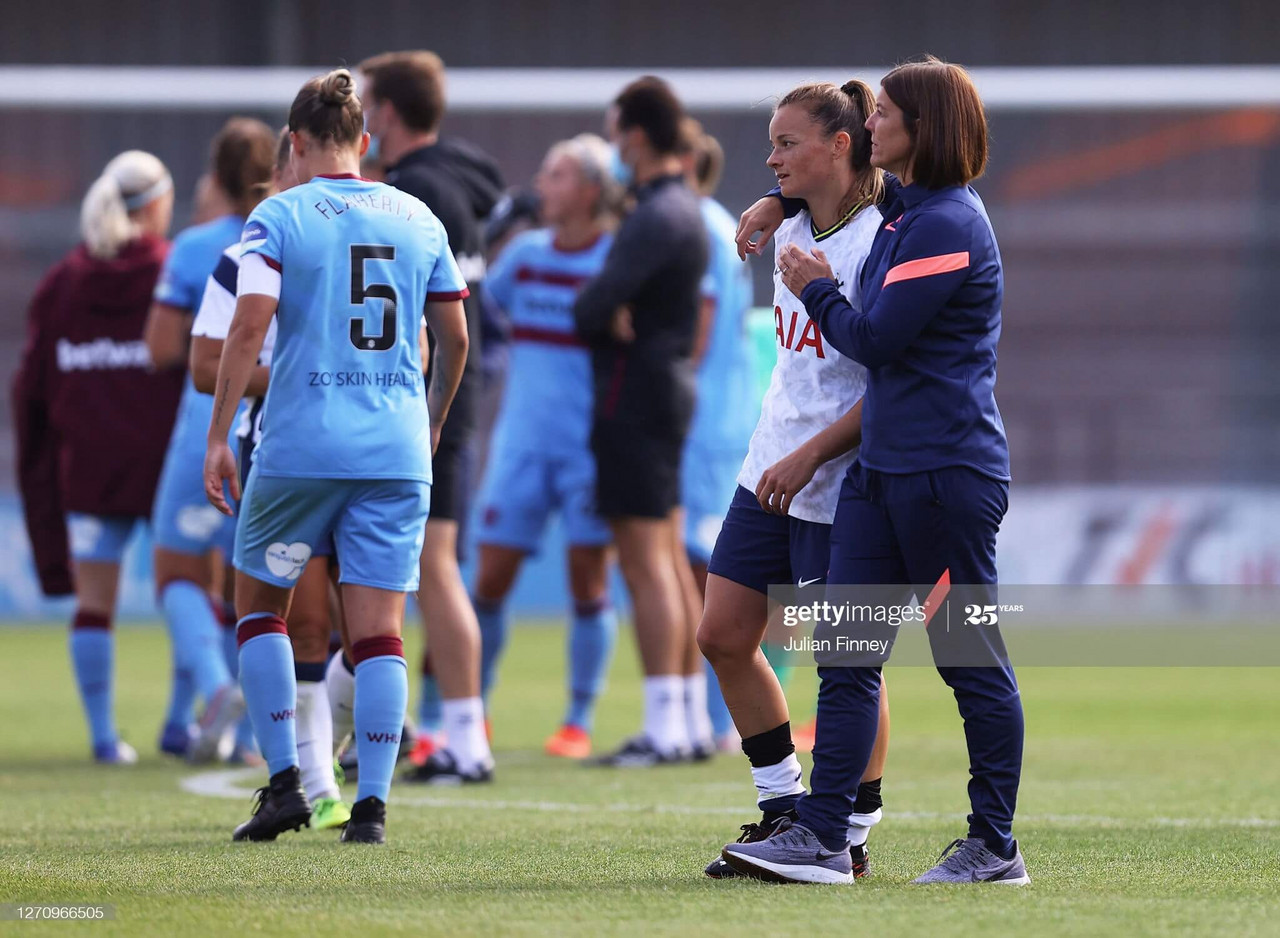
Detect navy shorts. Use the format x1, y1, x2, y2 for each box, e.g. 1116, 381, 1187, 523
706, 485, 832, 596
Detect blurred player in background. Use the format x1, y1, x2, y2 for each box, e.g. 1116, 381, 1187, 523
470, 134, 621, 760
697, 81, 889, 880
359, 51, 504, 784
188, 128, 351, 832
191, 172, 233, 226
675, 119, 756, 755
12, 150, 181, 764
145, 118, 277, 763
574, 77, 709, 766
204, 69, 469, 843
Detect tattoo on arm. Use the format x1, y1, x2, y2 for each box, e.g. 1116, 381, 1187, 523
213, 379, 230, 430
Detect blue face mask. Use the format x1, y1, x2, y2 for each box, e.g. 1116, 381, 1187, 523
365, 132, 381, 163
609, 143, 633, 186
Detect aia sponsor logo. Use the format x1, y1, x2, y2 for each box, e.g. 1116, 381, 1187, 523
774, 306, 826, 359
270, 709, 294, 722
365, 731, 401, 744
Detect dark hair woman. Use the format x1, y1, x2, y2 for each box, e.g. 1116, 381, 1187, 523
725, 56, 1028, 886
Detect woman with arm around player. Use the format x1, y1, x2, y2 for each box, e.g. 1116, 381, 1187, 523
203, 68, 469, 845
696, 80, 890, 880
724, 56, 1027, 886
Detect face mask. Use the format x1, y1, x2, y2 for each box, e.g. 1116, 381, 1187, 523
365, 133, 381, 163
609, 142, 633, 186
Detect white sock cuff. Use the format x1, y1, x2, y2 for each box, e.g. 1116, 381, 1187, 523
752, 752, 806, 804
847, 807, 883, 829
847, 807, 882, 845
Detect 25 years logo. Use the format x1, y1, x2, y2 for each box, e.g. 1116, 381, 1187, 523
963, 603, 1024, 626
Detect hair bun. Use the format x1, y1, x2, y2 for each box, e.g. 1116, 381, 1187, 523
841, 78, 872, 98
319, 68, 356, 106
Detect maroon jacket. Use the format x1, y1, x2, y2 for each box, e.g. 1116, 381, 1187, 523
11, 235, 183, 595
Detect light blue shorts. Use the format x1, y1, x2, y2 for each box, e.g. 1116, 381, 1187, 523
474, 445, 610, 553
681, 443, 745, 565
66, 513, 144, 564
233, 467, 430, 592
152, 440, 236, 557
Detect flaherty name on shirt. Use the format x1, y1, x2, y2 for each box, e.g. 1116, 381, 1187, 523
312, 192, 417, 222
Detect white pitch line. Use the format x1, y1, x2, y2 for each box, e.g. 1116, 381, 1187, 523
181, 767, 1280, 830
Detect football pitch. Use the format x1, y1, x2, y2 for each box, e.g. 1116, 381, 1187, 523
2, 622, 1278, 937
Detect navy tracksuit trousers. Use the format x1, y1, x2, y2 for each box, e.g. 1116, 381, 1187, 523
795, 461, 1025, 856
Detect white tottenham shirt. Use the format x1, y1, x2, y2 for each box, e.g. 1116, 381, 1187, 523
736, 204, 878, 524
190, 245, 278, 445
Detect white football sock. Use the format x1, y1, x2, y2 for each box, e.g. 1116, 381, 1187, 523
295, 679, 338, 801
847, 807, 883, 847
751, 752, 806, 806
682, 673, 714, 748
441, 696, 491, 773
325, 651, 355, 755
642, 674, 689, 756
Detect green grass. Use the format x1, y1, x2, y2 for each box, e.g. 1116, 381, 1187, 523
2, 622, 1278, 937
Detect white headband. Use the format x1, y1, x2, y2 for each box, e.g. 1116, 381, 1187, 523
122, 174, 173, 211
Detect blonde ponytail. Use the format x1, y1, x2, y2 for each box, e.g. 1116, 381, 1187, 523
80, 150, 171, 259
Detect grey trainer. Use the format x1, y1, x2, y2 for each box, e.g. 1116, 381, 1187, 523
911, 837, 1030, 885
705, 812, 796, 879
721, 818, 853, 884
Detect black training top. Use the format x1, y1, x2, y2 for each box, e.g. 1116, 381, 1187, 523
385, 139, 505, 407
573, 173, 708, 437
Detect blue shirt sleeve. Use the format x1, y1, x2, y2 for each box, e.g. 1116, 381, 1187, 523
426, 218, 470, 299
240, 199, 285, 270
152, 231, 202, 310
802, 208, 973, 369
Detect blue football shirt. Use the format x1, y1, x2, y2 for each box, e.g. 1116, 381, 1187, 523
484, 228, 612, 454
240, 173, 468, 483
152, 213, 246, 460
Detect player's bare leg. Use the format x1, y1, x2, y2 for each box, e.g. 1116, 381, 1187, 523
594, 516, 690, 764
671, 509, 714, 757
402, 519, 494, 784
698, 574, 787, 738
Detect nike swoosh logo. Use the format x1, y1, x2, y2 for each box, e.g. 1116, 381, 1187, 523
797, 576, 822, 588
